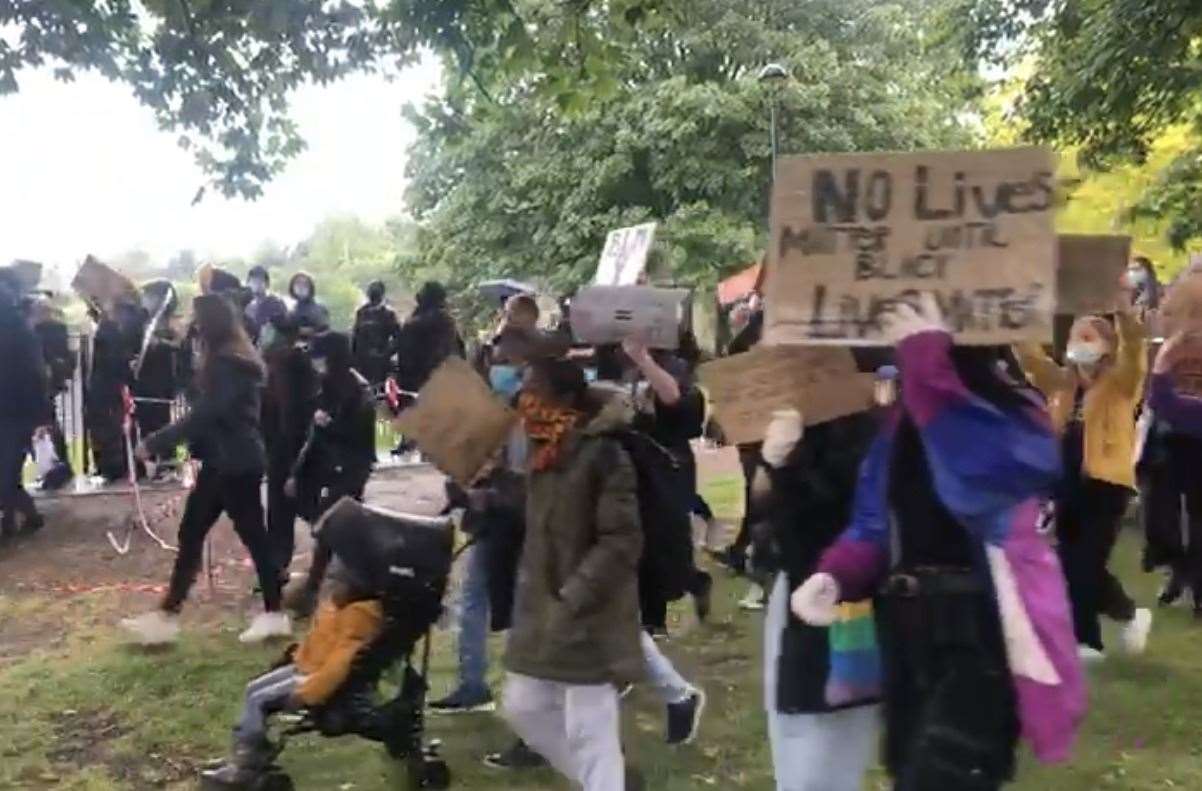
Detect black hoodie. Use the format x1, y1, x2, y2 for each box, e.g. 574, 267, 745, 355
287, 272, 331, 334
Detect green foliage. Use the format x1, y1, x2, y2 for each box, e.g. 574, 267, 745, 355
950, 0, 1202, 249
1, 1, 671, 200
402, 0, 978, 301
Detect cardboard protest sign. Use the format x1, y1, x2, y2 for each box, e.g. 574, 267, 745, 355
570, 285, 688, 349
766, 147, 1057, 346
595, 223, 658, 286
393, 357, 517, 486
1056, 234, 1131, 316
72, 256, 140, 316
698, 346, 875, 445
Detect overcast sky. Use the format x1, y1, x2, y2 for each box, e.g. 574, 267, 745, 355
0, 57, 442, 279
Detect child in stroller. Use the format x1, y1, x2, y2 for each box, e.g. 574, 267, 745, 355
202, 497, 455, 791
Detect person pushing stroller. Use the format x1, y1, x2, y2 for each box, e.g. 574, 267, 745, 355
204, 556, 384, 787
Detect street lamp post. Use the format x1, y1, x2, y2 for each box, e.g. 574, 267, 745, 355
757, 62, 789, 182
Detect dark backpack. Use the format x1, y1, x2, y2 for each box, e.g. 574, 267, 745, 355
608, 429, 695, 603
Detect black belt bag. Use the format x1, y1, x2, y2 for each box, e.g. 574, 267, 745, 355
880, 568, 985, 599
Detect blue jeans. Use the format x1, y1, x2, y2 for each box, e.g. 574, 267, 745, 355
237, 665, 299, 742
456, 541, 491, 697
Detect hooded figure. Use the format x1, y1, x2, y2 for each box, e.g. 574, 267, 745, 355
351, 280, 401, 387
86, 291, 146, 482
262, 314, 320, 575
287, 272, 330, 337
797, 298, 1086, 789
133, 279, 183, 452
290, 331, 376, 522
245, 265, 289, 345
0, 268, 50, 537
395, 281, 465, 393
502, 359, 645, 791
1016, 305, 1151, 658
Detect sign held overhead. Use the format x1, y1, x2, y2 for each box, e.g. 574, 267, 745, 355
595, 222, 658, 286
765, 147, 1057, 346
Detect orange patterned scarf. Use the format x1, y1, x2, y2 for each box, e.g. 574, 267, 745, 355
518, 392, 583, 471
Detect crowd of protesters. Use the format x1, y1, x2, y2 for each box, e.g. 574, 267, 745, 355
6, 250, 1202, 791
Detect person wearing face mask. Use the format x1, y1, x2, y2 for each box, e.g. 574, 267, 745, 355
1126, 256, 1162, 320
1016, 295, 1151, 661
286, 272, 330, 338
244, 265, 288, 346
280, 331, 377, 616
351, 280, 401, 388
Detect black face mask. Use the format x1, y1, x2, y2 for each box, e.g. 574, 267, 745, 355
367, 288, 385, 305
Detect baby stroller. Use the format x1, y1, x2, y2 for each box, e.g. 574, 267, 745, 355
203, 497, 456, 791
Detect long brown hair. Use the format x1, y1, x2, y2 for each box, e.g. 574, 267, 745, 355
193, 294, 264, 391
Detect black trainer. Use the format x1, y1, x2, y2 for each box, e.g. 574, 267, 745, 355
692, 572, 713, 623
429, 687, 496, 714
483, 739, 547, 770
1159, 571, 1186, 607
665, 688, 706, 745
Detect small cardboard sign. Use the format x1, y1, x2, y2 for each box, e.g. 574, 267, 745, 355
570, 285, 688, 349
765, 147, 1057, 346
392, 357, 517, 486
1056, 234, 1131, 316
698, 346, 875, 445
595, 223, 658, 286
71, 256, 140, 317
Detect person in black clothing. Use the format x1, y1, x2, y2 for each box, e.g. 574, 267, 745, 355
351, 280, 401, 388
596, 338, 713, 635
245, 265, 289, 346
395, 281, 465, 394
26, 295, 74, 490
282, 331, 377, 616
87, 298, 145, 481
261, 315, 320, 578
287, 272, 331, 337
0, 268, 50, 538
121, 295, 290, 646
133, 280, 182, 469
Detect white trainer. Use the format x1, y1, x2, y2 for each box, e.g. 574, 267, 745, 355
239, 612, 292, 644
120, 610, 181, 646
1077, 645, 1107, 664
1121, 608, 1153, 655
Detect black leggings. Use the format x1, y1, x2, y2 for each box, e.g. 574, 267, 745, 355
1141, 435, 1202, 598
163, 465, 281, 612
265, 452, 299, 573
0, 424, 36, 534
1056, 477, 1134, 650
877, 588, 1018, 791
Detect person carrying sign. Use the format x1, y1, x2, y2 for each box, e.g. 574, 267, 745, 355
794, 295, 1085, 790
1014, 284, 1151, 661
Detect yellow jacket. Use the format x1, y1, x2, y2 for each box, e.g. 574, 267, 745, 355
1015, 312, 1147, 490
294, 599, 384, 706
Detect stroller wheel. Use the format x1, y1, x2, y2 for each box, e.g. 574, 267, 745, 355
256, 771, 295, 791
420, 758, 451, 790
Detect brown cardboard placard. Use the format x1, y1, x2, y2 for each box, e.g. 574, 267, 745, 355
765, 147, 1057, 346
71, 255, 140, 316
1056, 234, 1131, 316
393, 357, 517, 486
698, 346, 874, 445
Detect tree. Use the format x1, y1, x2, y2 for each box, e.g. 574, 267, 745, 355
950, 0, 1202, 249
402, 0, 977, 305
1, 0, 671, 200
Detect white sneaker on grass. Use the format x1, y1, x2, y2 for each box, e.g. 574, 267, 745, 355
1077, 645, 1106, 664
1121, 608, 1153, 655
120, 610, 180, 646
239, 612, 292, 644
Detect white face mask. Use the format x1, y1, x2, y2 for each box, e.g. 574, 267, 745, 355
249, 279, 268, 297
1066, 342, 1105, 366
1127, 267, 1149, 287
312, 358, 328, 377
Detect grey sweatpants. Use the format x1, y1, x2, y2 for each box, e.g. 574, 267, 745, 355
503, 673, 625, 791
236, 665, 300, 741
764, 574, 879, 791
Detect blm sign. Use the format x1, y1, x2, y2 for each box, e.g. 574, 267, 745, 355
765, 147, 1057, 346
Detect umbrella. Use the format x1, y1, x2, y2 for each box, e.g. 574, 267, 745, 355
477, 278, 537, 305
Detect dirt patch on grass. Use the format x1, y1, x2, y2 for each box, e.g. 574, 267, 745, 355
23, 708, 198, 789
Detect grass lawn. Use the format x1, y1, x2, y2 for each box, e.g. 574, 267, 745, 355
3, 473, 1202, 789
